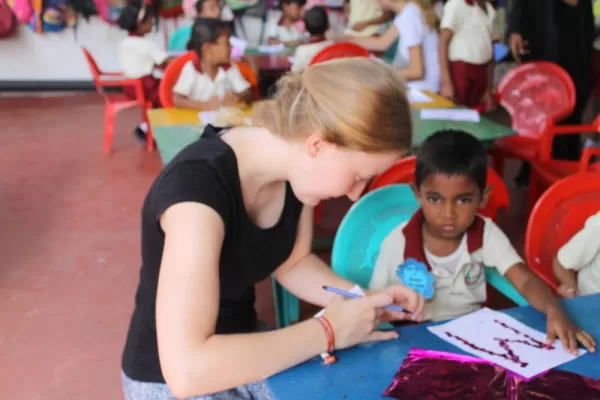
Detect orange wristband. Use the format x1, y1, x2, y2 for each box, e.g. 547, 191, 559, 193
316, 316, 335, 353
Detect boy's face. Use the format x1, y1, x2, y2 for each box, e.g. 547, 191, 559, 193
282, 3, 303, 22
413, 173, 490, 240
200, 0, 221, 18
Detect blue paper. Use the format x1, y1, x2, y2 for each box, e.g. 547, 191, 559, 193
396, 258, 435, 300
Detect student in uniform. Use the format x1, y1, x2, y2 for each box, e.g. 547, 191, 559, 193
266, 0, 307, 46
345, 0, 441, 93
439, 0, 496, 109
121, 57, 426, 400
173, 18, 253, 111
118, 1, 170, 141
553, 211, 600, 298
291, 6, 332, 71
345, 0, 393, 37
369, 129, 596, 355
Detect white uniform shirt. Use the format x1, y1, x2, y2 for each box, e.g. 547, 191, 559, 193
173, 61, 251, 102
291, 39, 333, 71
557, 211, 600, 296
119, 36, 168, 79
370, 211, 523, 321
440, 0, 496, 65
266, 17, 307, 43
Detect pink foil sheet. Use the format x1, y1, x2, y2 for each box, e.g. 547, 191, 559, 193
383, 349, 600, 400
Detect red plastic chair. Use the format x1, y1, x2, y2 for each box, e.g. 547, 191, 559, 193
528, 116, 600, 209
159, 51, 261, 108
81, 47, 154, 153
367, 156, 509, 221
489, 61, 576, 176
525, 172, 600, 291
309, 42, 371, 66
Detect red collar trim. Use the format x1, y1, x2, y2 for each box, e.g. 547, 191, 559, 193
308, 35, 327, 44
191, 55, 231, 73
402, 209, 485, 271
128, 32, 144, 37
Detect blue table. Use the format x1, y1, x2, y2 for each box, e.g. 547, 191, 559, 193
266, 294, 600, 400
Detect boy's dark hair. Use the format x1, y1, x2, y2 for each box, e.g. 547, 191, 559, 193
186, 17, 229, 52
195, 0, 217, 14
304, 6, 329, 35
281, 0, 307, 7
118, 2, 154, 33
415, 129, 488, 191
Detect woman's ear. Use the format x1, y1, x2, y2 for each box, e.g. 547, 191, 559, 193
304, 133, 325, 158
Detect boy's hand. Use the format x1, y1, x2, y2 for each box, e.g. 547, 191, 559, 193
440, 81, 455, 101
221, 92, 241, 107
352, 21, 369, 32
480, 89, 496, 112
546, 307, 596, 355
556, 283, 577, 299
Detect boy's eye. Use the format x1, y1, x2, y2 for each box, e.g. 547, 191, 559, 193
457, 198, 472, 205
427, 195, 440, 203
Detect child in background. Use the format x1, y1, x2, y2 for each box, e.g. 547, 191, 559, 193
347, 0, 440, 93
553, 211, 600, 298
173, 18, 252, 111
118, 1, 169, 140
291, 6, 332, 71
169, 0, 222, 51
266, 0, 307, 46
369, 130, 595, 354
439, 0, 496, 109
345, 0, 393, 37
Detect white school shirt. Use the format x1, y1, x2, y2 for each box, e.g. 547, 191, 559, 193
266, 18, 307, 42
291, 39, 333, 71
369, 211, 523, 321
440, 0, 496, 65
557, 211, 600, 296
172, 61, 251, 102
119, 36, 169, 79
393, 3, 441, 93
345, 0, 384, 37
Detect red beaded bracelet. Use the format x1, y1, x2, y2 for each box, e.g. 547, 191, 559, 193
316, 316, 335, 353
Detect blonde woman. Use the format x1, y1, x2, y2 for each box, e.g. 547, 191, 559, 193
121, 58, 425, 400
344, 0, 441, 93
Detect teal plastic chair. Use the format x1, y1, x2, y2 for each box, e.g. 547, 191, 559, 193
168, 26, 192, 51
272, 277, 299, 328
331, 184, 528, 312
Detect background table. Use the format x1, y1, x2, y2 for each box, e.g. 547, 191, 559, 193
266, 294, 600, 400
147, 92, 512, 166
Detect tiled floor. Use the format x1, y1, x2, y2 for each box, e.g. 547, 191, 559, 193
0, 94, 526, 399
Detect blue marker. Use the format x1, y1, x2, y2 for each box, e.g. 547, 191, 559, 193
322, 285, 406, 313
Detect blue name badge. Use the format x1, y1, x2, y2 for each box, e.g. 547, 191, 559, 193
396, 258, 435, 300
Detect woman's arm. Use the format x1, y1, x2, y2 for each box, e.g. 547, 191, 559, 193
348, 24, 399, 52
156, 202, 329, 397
402, 45, 425, 81
274, 207, 357, 307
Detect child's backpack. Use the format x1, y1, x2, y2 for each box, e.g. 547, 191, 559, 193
0, 0, 17, 37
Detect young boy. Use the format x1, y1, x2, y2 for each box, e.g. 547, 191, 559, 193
369, 130, 595, 354
266, 0, 307, 46
553, 211, 600, 298
291, 6, 332, 71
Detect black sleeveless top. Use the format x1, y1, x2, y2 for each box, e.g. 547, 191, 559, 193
122, 125, 304, 382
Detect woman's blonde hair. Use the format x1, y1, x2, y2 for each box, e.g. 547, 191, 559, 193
252, 57, 412, 153
409, 0, 439, 31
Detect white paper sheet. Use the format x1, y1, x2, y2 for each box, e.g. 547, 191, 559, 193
420, 108, 481, 122
407, 88, 433, 104
427, 308, 586, 379
198, 111, 218, 126
258, 43, 286, 54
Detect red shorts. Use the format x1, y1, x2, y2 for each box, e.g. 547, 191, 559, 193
449, 61, 489, 108
123, 75, 161, 108
592, 50, 600, 99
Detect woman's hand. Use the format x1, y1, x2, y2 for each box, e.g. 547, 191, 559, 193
509, 33, 528, 63
322, 287, 424, 350
546, 307, 596, 355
